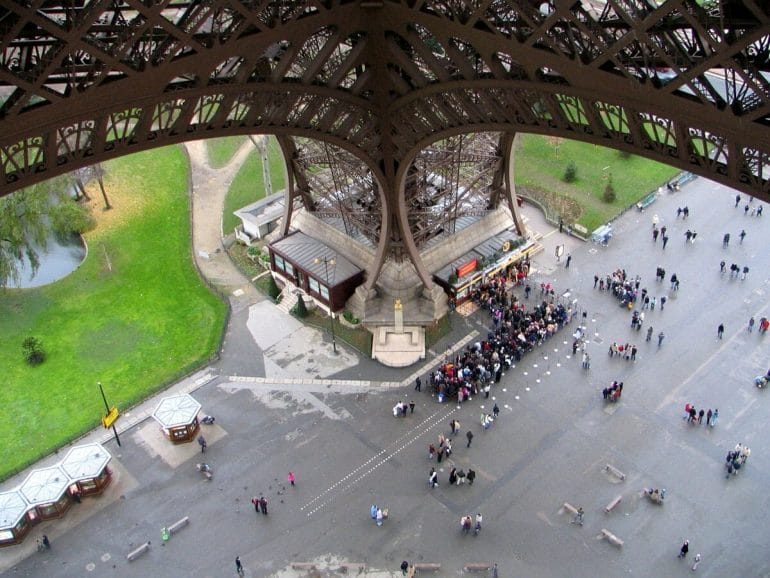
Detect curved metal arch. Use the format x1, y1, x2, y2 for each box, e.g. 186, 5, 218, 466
0, 0, 768, 199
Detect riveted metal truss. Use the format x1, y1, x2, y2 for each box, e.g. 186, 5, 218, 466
0, 0, 768, 285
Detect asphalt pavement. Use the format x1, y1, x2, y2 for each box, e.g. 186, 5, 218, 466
2, 163, 770, 578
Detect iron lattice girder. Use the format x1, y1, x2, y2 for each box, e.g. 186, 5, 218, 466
0, 0, 768, 200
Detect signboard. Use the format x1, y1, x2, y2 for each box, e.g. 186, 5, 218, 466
555, 244, 565, 259
456, 258, 477, 278
101, 407, 119, 429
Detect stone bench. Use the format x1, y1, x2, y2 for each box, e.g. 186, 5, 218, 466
413, 563, 441, 573
601, 528, 624, 547
562, 502, 579, 516
126, 541, 151, 562
291, 563, 317, 570
604, 495, 622, 513
604, 464, 626, 480
167, 516, 189, 535
464, 563, 493, 572
636, 192, 657, 211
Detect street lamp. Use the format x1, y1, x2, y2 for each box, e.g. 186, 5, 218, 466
314, 256, 337, 354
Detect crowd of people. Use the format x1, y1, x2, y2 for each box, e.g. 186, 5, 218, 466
429, 275, 573, 403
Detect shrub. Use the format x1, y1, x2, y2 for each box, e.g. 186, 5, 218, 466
603, 178, 617, 203
448, 273, 458, 285
292, 295, 309, 318
343, 310, 360, 325
267, 275, 281, 300
247, 246, 260, 257
22, 337, 46, 366
563, 161, 577, 183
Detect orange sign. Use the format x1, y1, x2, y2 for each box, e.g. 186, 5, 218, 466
456, 259, 477, 278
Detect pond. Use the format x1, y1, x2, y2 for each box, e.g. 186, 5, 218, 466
9, 233, 87, 288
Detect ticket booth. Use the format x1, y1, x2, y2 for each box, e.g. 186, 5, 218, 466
60, 443, 113, 497
18, 466, 72, 521
151, 393, 201, 444
0, 490, 33, 546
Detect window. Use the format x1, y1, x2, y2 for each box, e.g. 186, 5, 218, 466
274, 255, 285, 272
285, 262, 294, 276
309, 278, 320, 293
320, 285, 329, 299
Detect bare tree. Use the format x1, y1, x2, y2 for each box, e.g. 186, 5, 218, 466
91, 163, 112, 210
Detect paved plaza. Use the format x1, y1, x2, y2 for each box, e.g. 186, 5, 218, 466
2, 174, 769, 578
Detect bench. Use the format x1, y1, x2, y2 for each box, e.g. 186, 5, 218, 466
413, 563, 442, 573
603, 464, 626, 480
636, 192, 657, 211
601, 528, 624, 547
167, 516, 189, 535
291, 563, 317, 570
604, 495, 622, 513
464, 563, 493, 572
126, 541, 151, 562
561, 502, 579, 516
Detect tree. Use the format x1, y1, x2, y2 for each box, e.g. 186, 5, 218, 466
603, 177, 617, 203
22, 337, 46, 365
91, 163, 112, 210
563, 161, 577, 183
0, 175, 95, 287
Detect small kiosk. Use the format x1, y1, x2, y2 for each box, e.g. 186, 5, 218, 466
60, 443, 113, 497
0, 490, 33, 546
151, 393, 201, 444
18, 465, 72, 521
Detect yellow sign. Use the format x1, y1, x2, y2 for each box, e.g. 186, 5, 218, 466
502, 240, 511, 252
394, 299, 402, 310
101, 407, 119, 429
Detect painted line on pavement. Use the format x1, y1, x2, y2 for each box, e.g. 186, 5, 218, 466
300, 405, 454, 516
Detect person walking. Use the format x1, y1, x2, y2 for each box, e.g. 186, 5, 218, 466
236, 556, 244, 576
565, 253, 572, 268
717, 323, 725, 339
706, 409, 712, 426
401, 560, 409, 575
42, 535, 50, 550
711, 408, 719, 427
288, 472, 296, 486
691, 553, 702, 571
678, 540, 690, 558
646, 326, 654, 342
251, 496, 261, 514
259, 496, 268, 515
197, 434, 207, 453
735, 194, 741, 207
662, 235, 669, 249
748, 317, 755, 332
414, 376, 421, 392
658, 331, 665, 347
739, 229, 746, 244
698, 409, 705, 424
466, 430, 474, 448
571, 506, 584, 526
660, 295, 666, 310
429, 467, 438, 488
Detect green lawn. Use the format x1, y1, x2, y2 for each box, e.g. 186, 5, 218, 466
218, 136, 287, 234
515, 135, 679, 231
206, 136, 247, 169
0, 147, 227, 481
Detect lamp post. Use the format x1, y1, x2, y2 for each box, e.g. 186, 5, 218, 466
314, 256, 337, 354
98, 381, 121, 447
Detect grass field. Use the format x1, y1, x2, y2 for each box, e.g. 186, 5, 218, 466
515, 135, 679, 231
0, 147, 227, 481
